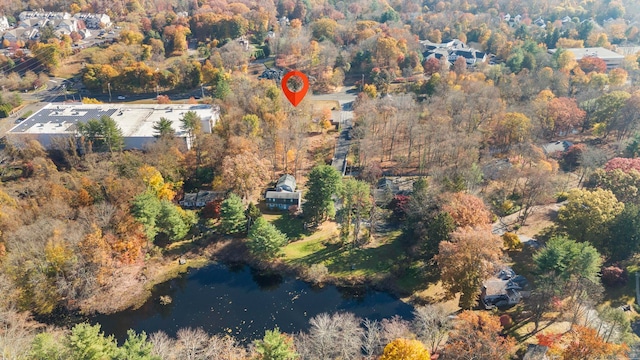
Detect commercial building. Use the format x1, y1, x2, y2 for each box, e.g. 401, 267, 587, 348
7, 102, 220, 150
548, 47, 625, 70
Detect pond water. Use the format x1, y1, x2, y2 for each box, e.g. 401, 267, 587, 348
93, 263, 414, 342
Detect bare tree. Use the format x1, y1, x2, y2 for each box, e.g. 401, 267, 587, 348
411, 304, 452, 353
150, 331, 177, 360
176, 327, 213, 360
361, 318, 383, 359
296, 312, 363, 360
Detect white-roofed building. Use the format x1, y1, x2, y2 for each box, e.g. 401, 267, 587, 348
548, 47, 625, 69
7, 102, 220, 150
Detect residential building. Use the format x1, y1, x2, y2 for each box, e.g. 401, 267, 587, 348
180, 190, 224, 208
541, 140, 573, 155
0, 16, 10, 31
6, 103, 220, 150
73, 13, 111, 29
480, 267, 528, 309
265, 190, 302, 210
265, 174, 301, 211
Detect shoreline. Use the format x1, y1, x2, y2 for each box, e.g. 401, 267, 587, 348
80, 235, 418, 317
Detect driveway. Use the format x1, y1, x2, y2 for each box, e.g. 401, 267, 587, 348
309, 87, 357, 176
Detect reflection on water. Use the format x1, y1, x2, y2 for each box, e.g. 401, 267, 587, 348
93, 263, 413, 342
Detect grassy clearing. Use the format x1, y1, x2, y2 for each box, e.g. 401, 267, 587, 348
263, 213, 310, 240
310, 99, 341, 112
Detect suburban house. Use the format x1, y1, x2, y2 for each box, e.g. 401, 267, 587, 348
2, 11, 108, 44
447, 49, 488, 65
0, 16, 9, 32
265, 174, 302, 211
541, 140, 573, 155
73, 13, 111, 29
480, 267, 528, 309
421, 39, 487, 67
180, 190, 224, 208
523, 344, 549, 360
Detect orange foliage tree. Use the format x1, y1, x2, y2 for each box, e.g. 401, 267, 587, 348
441, 311, 517, 360
437, 227, 503, 308
441, 192, 492, 228
548, 326, 628, 359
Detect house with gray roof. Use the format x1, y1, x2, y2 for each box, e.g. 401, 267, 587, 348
265, 174, 301, 211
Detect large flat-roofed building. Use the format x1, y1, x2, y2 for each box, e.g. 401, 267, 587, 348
7, 103, 219, 150
548, 47, 625, 70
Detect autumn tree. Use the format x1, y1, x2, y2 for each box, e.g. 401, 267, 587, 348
220, 151, 270, 200
304, 165, 342, 226
578, 56, 607, 73
441, 192, 492, 229
441, 311, 516, 360
379, 339, 430, 360
437, 227, 503, 309
544, 97, 586, 138
557, 188, 624, 248
559, 326, 628, 359
492, 112, 531, 151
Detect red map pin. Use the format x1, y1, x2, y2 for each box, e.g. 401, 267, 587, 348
281, 70, 309, 107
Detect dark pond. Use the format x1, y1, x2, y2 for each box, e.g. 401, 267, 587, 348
93, 263, 414, 343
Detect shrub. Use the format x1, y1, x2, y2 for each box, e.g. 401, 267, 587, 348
555, 192, 569, 202
502, 232, 522, 251
305, 263, 329, 285
601, 266, 628, 287
499, 314, 513, 328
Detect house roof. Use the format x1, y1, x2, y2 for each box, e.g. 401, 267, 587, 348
276, 174, 296, 191
265, 191, 301, 200
523, 344, 549, 360
541, 140, 572, 154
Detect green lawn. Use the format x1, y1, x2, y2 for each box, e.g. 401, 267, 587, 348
263, 213, 309, 240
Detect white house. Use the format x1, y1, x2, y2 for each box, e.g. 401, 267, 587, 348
0, 16, 10, 32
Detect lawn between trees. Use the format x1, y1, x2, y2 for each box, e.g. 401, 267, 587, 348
262, 213, 429, 296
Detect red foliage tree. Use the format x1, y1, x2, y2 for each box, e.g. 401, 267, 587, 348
604, 157, 640, 173
423, 57, 441, 76
547, 97, 586, 136
389, 194, 410, 221
201, 199, 222, 219
578, 56, 607, 73
601, 265, 628, 287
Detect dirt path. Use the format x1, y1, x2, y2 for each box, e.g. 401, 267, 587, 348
492, 201, 566, 238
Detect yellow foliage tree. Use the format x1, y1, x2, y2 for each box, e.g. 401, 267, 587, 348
82, 97, 103, 104
502, 232, 523, 251
380, 338, 431, 360
363, 83, 377, 98
138, 165, 176, 201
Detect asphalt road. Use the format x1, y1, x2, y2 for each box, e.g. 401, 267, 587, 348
313, 87, 357, 175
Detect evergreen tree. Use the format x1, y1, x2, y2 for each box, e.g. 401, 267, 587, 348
65, 323, 120, 360
304, 165, 342, 225
247, 217, 288, 260
121, 330, 160, 360
219, 193, 246, 234
254, 327, 299, 360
